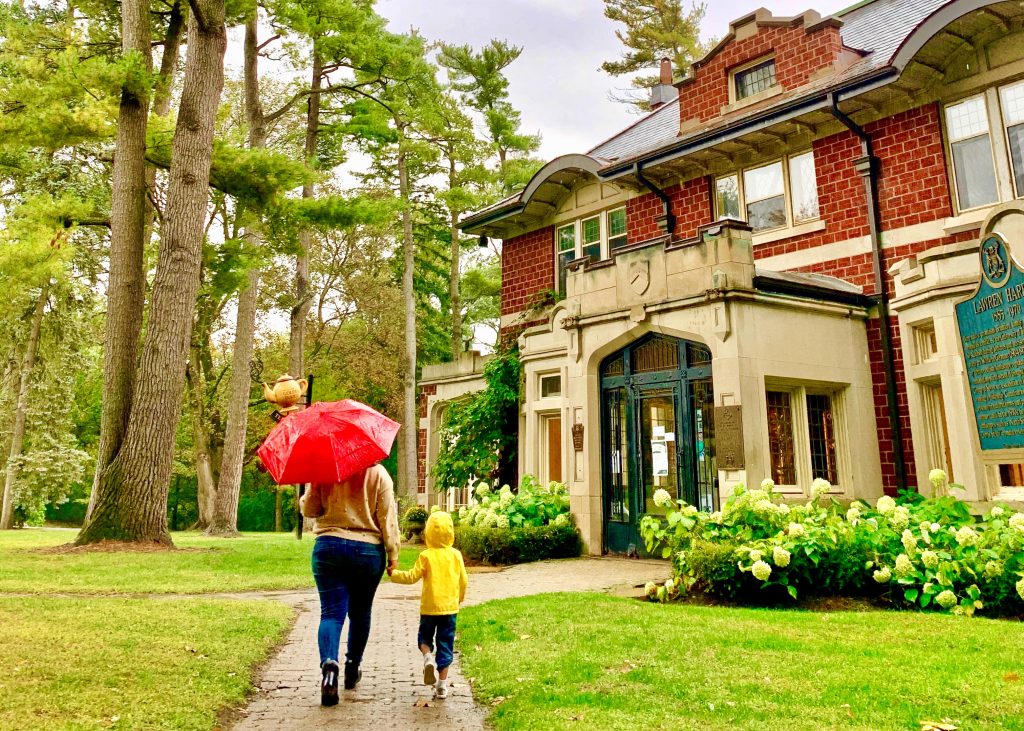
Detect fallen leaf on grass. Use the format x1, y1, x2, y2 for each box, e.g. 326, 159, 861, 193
519, 634, 532, 640
570, 713, 585, 722
490, 696, 507, 706
919, 720, 958, 731
1004, 672, 1020, 683
413, 698, 433, 708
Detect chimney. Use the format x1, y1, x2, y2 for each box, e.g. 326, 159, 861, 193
649, 57, 678, 110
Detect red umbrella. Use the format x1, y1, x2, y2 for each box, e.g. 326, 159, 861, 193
257, 400, 401, 485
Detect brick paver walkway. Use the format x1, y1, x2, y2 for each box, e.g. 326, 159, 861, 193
231, 558, 667, 731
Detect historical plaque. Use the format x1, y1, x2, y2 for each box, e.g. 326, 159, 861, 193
714, 405, 744, 469
955, 233, 1024, 450
571, 423, 585, 452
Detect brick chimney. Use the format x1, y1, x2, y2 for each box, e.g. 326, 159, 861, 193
649, 57, 678, 110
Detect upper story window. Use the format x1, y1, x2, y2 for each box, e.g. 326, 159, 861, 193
734, 58, 777, 101
944, 79, 1024, 213
714, 151, 819, 234
554, 206, 627, 298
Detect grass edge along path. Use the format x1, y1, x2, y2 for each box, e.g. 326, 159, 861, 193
0, 595, 294, 731
0, 529, 419, 595
459, 592, 1024, 731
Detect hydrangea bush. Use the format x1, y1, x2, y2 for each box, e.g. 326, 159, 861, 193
456, 475, 571, 529
640, 473, 1024, 617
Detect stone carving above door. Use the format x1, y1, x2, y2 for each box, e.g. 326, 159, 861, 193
629, 260, 650, 295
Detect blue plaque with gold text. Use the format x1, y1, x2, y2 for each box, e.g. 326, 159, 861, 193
955, 233, 1024, 451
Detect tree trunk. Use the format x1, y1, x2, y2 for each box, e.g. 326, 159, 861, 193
77, 0, 227, 545
208, 13, 264, 536
274, 487, 282, 532
448, 156, 462, 358
187, 358, 216, 529
0, 284, 47, 530
398, 134, 418, 500
85, 0, 151, 522
289, 51, 322, 377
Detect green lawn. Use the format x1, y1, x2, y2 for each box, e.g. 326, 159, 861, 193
459, 593, 1024, 731
0, 596, 292, 731
0, 528, 418, 594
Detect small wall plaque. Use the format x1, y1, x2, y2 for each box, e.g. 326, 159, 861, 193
571, 423, 585, 451
714, 405, 744, 469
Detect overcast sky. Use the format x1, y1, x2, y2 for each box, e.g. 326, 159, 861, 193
376, 0, 850, 160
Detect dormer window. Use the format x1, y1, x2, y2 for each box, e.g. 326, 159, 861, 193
734, 58, 777, 101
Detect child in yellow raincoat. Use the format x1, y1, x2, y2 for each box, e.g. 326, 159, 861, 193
388, 510, 468, 699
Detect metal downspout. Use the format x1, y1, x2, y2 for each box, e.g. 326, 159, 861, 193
828, 92, 908, 492
634, 162, 677, 236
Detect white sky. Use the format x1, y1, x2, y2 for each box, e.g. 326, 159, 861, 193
376, 0, 851, 160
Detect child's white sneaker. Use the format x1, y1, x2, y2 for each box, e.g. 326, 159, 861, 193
434, 679, 449, 699
422, 653, 437, 686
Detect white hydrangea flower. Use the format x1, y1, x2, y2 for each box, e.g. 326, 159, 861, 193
496, 515, 510, 529
1009, 513, 1024, 532
890, 506, 911, 530
873, 566, 892, 583
895, 553, 914, 578
709, 511, 723, 524
645, 581, 657, 598
930, 522, 940, 533
876, 495, 897, 515
788, 522, 805, 538
776, 503, 791, 516
772, 546, 791, 568
984, 561, 1003, 579
682, 504, 699, 517
921, 550, 939, 569
664, 578, 675, 591
653, 488, 673, 508
751, 560, 772, 581
753, 499, 775, 515
935, 589, 957, 609
474, 481, 491, 497
553, 513, 569, 528
810, 478, 831, 499
846, 506, 861, 524
929, 469, 948, 490
901, 529, 917, 554
760, 478, 776, 491
990, 506, 1005, 518
749, 549, 763, 563
1016, 577, 1024, 601
955, 526, 979, 547
656, 585, 667, 602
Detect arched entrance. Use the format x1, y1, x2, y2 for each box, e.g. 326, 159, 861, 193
600, 334, 717, 554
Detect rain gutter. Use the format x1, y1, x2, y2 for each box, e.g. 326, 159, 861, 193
634, 162, 676, 236
827, 91, 908, 492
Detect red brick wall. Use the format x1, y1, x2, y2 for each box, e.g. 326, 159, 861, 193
626, 176, 712, 244
682, 20, 843, 124
501, 226, 554, 317
416, 384, 437, 494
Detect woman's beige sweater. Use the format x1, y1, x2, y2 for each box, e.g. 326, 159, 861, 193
300, 464, 401, 563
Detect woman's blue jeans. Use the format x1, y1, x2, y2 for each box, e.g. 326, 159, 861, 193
311, 536, 386, 667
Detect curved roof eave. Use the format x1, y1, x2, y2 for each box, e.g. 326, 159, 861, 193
890, 0, 1003, 71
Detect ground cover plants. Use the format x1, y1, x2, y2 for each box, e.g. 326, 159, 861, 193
639, 472, 1024, 616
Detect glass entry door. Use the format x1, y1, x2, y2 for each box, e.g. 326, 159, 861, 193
600, 335, 716, 555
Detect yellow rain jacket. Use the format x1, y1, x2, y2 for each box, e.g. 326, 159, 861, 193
390, 511, 468, 615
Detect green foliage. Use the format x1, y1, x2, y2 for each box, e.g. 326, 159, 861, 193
432, 349, 522, 489
455, 523, 582, 565
401, 504, 429, 536
640, 478, 1024, 616
456, 476, 571, 529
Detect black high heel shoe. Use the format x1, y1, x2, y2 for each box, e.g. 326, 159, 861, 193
344, 661, 362, 690
321, 660, 340, 706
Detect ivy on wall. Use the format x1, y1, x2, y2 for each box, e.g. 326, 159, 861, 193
432, 349, 522, 490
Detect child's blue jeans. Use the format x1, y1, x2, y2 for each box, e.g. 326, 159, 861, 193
418, 614, 457, 671
311, 536, 386, 667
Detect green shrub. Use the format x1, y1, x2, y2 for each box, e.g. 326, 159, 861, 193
640, 473, 1024, 616
455, 523, 582, 565
456, 475, 570, 529
401, 505, 429, 537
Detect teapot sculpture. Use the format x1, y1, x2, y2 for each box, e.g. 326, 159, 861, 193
262, 374, 308, 414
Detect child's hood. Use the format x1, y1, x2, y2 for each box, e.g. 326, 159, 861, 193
423, 511, 455, 549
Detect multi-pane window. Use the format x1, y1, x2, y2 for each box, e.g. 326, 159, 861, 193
734, 58, 777, 100
553, 207, 627, 298
1000, 81, 1024, 198
540, 374, 561, 398
945, 95, 998, 210
766, 386, 844, 489
715, 152, 819, 234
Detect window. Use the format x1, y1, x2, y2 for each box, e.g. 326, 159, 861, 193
553, 207, 628, 298
540, 374, 561, 398
715, 153, 819, 234
913, 322, 938, 364
735, 58, 777, 100
608, 208, 628, 251
766, 385, 845, 489
921, 381, 953, 483
556, 224, 576, 300
1000, 80, 1024, 198
945, 95, 998, 211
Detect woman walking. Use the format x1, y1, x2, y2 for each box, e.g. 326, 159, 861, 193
301, 463, 401, 706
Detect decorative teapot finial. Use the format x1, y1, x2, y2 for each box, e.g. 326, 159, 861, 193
261, 373, 308, 414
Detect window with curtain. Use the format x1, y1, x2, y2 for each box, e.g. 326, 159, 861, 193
945, 95, 999, 210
